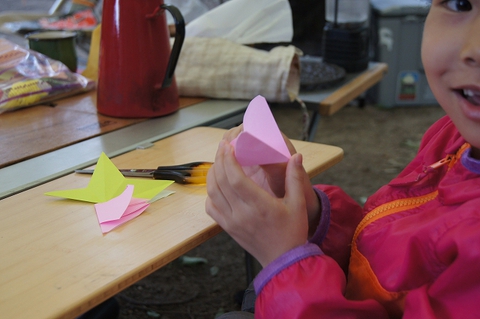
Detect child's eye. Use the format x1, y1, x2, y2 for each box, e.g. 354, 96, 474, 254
442, 0, 473, 11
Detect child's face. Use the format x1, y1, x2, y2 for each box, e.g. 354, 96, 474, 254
422, 0, 480, 157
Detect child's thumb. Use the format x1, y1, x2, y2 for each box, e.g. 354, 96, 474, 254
284, 153, 307, 210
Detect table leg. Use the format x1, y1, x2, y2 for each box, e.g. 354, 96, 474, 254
245, 251, 255, 286
306, 110, 321, 142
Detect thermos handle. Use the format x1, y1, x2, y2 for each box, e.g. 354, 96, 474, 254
147, 4, 185, 89
160, 4, 185, 88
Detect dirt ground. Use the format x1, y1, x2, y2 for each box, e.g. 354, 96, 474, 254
2, 1, 447, 318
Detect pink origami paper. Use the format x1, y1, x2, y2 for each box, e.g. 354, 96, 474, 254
94, 184, 149, 233
231, 95, 291, 166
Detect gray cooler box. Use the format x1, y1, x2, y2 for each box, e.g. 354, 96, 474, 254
370, 0, 437, 107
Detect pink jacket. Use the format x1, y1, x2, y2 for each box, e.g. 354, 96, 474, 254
253, 116, 480, 318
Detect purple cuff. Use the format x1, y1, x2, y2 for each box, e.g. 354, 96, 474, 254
461, 147, 480, 175
309, 187, 331, 245
253, 243, 323, 295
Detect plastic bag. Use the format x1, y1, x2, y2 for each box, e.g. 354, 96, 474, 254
0, 38, 94, 114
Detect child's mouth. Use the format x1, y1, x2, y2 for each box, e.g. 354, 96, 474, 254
462, 89, 480, 106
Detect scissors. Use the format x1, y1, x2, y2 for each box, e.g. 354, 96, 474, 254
75, 161, 213, 184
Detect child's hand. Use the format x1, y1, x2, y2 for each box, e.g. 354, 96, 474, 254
220, 125, 295, 198
218, 125, 321, 236
205, 140, 310, 267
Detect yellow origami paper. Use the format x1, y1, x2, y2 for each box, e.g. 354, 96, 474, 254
45, 152, 174, 203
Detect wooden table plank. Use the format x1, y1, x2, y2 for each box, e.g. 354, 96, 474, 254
318, 62, 388, 116
295, 62, 389, 141
0, 91, 206, 168
0, 126, 343, 319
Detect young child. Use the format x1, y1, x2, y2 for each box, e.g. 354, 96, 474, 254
205, 0, 480, 318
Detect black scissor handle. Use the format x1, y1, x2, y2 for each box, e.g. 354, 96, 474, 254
156, 161, 213, 171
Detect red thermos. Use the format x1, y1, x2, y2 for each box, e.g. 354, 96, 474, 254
97, 0, 185, 118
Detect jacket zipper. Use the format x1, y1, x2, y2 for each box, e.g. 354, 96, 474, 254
427, 155, 454, 170
352, 153, 458, 244
352, 191, 439, 244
